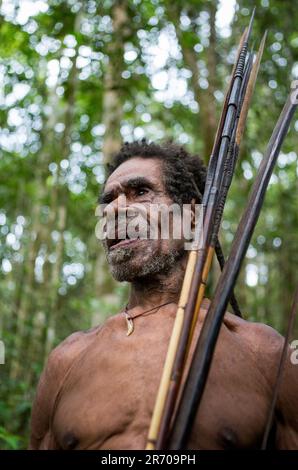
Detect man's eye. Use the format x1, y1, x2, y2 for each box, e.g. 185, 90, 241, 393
136, 188, 148, 196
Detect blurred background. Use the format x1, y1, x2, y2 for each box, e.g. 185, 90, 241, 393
0, 0, 297, 449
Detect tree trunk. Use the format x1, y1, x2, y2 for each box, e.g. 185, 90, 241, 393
166, 1, 218, 162
9, 84, 59, 380
102, 0, 130, 164
43, 10, 82, 359
92, 1, 132, 324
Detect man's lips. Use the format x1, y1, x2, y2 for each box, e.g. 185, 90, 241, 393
108, 238, 146, 250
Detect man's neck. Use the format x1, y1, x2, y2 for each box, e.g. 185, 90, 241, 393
127, 257, 187, 312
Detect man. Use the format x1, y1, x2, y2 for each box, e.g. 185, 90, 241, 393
30, 140, 298, 449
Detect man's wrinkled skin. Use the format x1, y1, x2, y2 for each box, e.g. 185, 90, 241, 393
29, 157, 298, 450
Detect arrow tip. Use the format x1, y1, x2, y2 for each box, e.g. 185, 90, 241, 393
255, 30, 268, 64
246, 7, 256, 44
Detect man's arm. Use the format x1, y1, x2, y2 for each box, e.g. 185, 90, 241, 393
275, 347, 298, 449
238, 319, 298, 449
29, 347, 62, 449
29, 331, 87, 449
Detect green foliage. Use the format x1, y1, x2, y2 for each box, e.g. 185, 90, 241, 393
0, 426, 23, 450
0, 0, 297, 447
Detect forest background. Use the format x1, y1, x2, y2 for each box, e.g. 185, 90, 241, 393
0, 0, 297, 449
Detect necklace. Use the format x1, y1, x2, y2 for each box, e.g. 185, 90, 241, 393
124, 301, 176, 336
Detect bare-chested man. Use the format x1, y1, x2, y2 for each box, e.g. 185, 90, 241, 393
30, 141, 298, 450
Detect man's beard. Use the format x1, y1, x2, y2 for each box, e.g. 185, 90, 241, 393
103, 241, 184, 282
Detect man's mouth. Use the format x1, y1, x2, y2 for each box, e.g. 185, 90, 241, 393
108, 237, 146, 250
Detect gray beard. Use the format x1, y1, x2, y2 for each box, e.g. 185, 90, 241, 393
104, 244, 183, 282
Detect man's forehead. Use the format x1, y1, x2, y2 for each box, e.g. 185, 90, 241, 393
105, 156, 162, 188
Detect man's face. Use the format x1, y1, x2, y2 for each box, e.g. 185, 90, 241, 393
100, 157, 186, 282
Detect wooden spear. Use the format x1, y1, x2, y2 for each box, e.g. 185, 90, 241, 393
145, 11, 255, 451
156, 33, 266, 450
168, 89, 297, 450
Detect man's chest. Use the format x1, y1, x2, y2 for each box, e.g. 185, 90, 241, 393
51, 319, 270, 449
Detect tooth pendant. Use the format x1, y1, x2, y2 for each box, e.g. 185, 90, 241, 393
125, 313, 134, 336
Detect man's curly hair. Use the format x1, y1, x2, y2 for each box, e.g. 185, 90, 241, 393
106, 139, 206, 206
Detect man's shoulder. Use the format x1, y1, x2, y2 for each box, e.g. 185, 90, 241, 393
47, 311, 126, 371
46, 324, 103, 376
202, 298, 283, 355
224, 312, 283, 359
